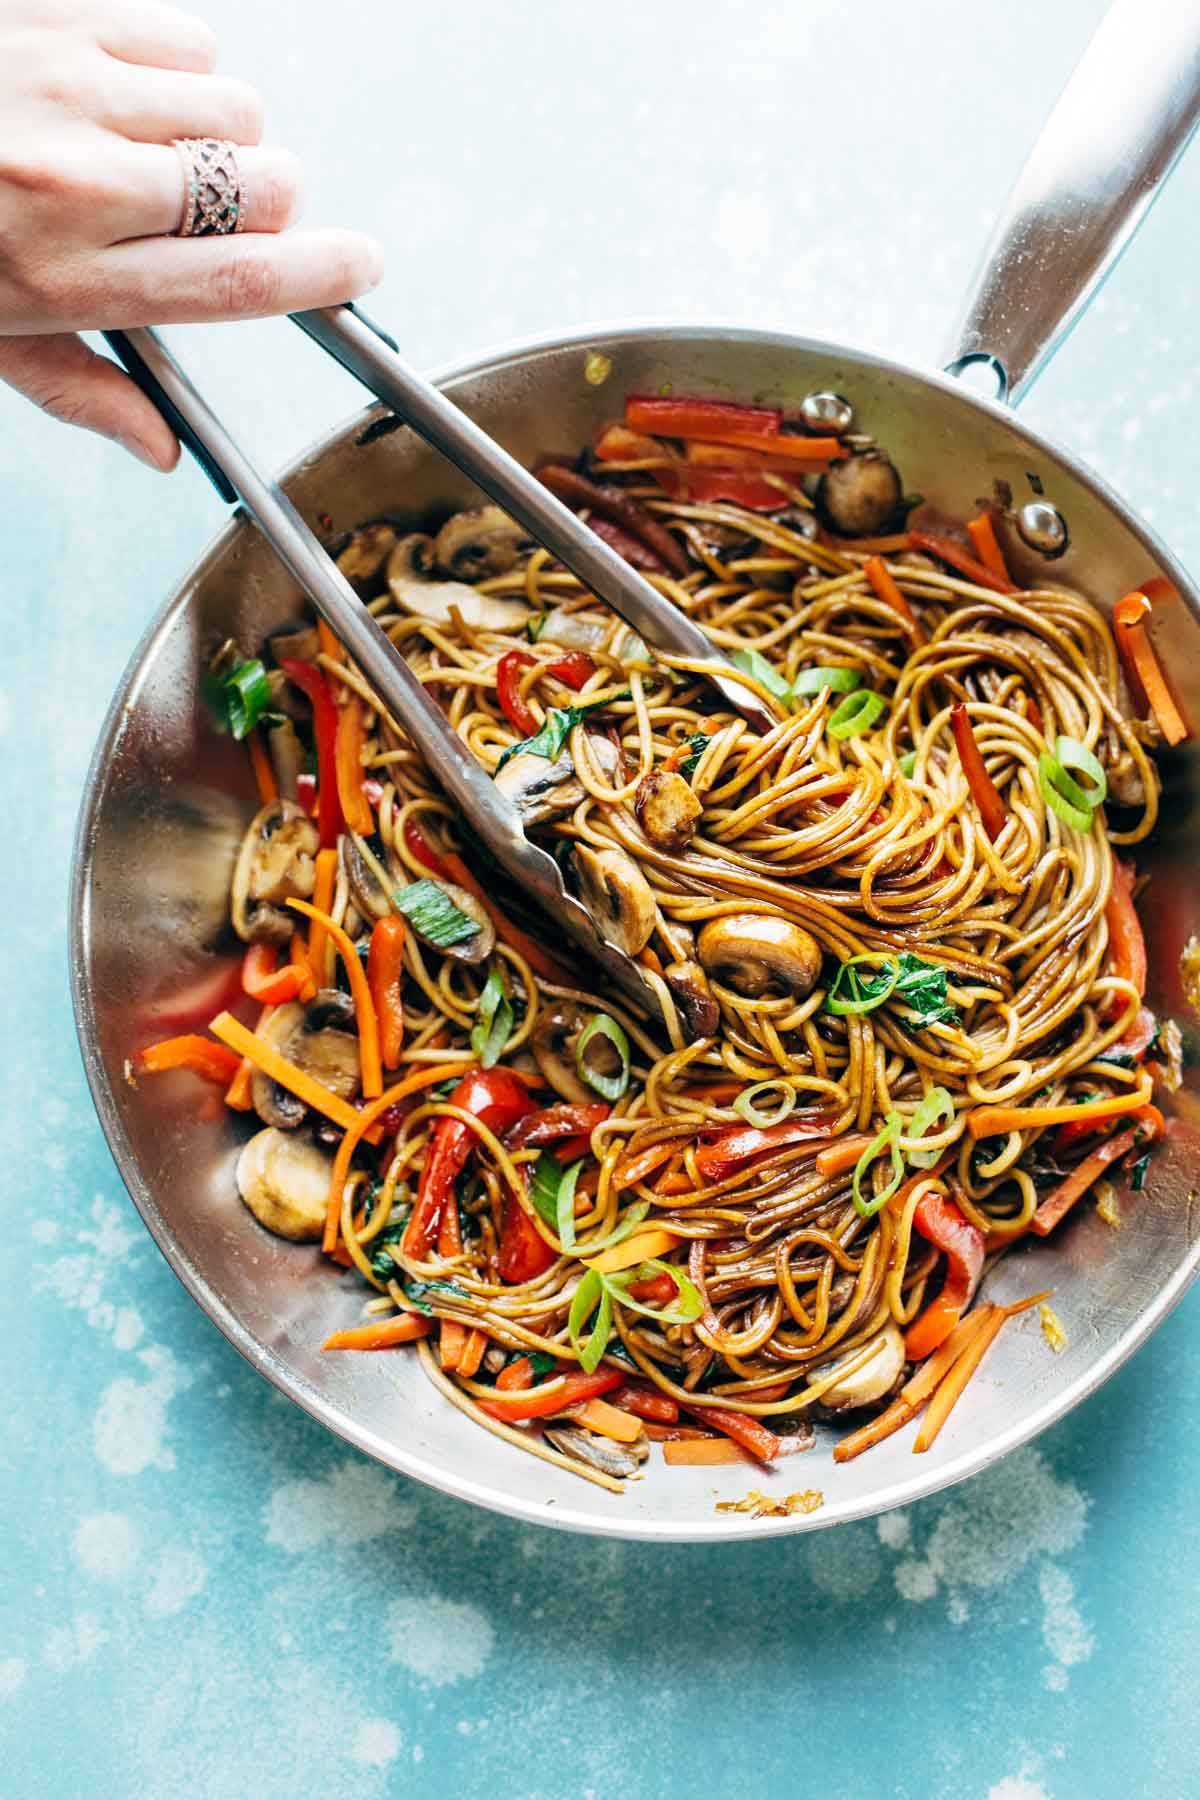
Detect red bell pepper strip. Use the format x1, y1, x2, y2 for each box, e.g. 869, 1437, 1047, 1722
951, 702, 1008, 841
496, 650, 539, 735
625, 394, 783, 439
553, 1133, 594, 1163
404, 1068, 536, 1260
280, 658, 343, 848
1119, 1005, 1157, 1060
628, 1270, 679, 1303
546, 650, 596, 690
902, 1191, 986, 1360
653, 466, 789, 512
506, 1103, 611, 1149
682, 1403, 780, 1461
584, 514, 671, 573
136, 1034, 243, 1086
367, 915, 406, 1068
479, 1369, 622, 1421
694, 1114, 834, 1182
610, 1383, 679, 1424
1105, 857, 1147, 1018
497, 1190, 557, 1283
538, 463, 689, 575
403, 817, 449, 877
241, 942, 309, 1006
909, 529, 1016, 595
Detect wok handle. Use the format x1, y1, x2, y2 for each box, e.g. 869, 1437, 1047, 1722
943, 0, 1200, 404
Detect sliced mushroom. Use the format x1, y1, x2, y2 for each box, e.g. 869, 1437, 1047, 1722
635, 769, 702, 853
336, 522, 397, 590
495, 749, 584, 824
386, 535, 528, 632
231, 800, 320, 945
531, 1001, 592, 1102
250, 995, 362, 1129
434, 506, 526, 580
267, 718, 304, 801
543, 1424, 649, 1478
663, 960, 719, 1037
812, 1323, 905, 1412
817, 451, 903, 537
340, 832, 394, 922
403, 877, 495, 963
267, 620, 321, 664
236, 1127, 336, 1242
696, 913, 823, 1000
572, 845, 655, 956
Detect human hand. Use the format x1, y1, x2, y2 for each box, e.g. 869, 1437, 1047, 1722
0, 1, 384, 468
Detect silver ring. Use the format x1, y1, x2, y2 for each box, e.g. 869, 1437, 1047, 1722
173, 137, 246, 238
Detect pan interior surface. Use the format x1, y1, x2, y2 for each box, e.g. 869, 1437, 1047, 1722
72, 325, 1200, 1540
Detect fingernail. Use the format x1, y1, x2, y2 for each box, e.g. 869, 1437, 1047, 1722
119, 433, 167, 471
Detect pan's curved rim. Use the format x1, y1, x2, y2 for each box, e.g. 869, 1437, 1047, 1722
70, 317, 1200, 1541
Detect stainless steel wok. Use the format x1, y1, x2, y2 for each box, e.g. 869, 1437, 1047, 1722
71, 1, 1200, 1538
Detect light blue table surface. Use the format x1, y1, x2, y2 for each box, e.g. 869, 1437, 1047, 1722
5, 1, 1200, 1793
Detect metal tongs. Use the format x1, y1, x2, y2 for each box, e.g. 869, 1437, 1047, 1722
104, 306, 774, 1019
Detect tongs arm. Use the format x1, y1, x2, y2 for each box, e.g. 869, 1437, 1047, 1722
101, 325, 662, 1020
290, 304, 776, 735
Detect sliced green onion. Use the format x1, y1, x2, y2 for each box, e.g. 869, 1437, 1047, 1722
829, 690, 888, 740
729, 648, 793, 705
899, 751, 917, 778
529, 1152, 584, 1251
852, 1113, 905, 1218
575, 1200, 650, 1257
790, 665, 864, 697
618, 629, 653, 669
826, 954, 899, 1016
203, 655, 273, 740
568, 1267, 613, 1372
603, 1260, 704, 1326
1038, 753, 1093, 833
469, 966, 513, 1068
902, 1086, 955, 1167
733, 1079, 797, 1127
1055, 735, 1107, 807
575, 1013, 631, 1101
394, 878, 480, 948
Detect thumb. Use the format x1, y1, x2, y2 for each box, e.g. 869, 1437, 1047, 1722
0, 332, 180, 470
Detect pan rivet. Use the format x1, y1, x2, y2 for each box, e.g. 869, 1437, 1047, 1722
1016, 500, 1068, 558
800, 391, 853, 436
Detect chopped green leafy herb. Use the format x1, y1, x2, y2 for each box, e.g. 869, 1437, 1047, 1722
526, 613, 548, 643
679, 733, 711, 782
403, 1278, 470, 1315
393, 878, 480, 948
826, 952, 959, 1030
496, 695, 630, 772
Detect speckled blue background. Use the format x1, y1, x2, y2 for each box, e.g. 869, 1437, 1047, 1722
5, 1, 1200, 1793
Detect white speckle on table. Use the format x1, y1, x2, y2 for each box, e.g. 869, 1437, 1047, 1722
72, 1513, 140, 1581
386, 1594, 495, 1688
93, 1345, 191, 1477
43, 1614, 109, 1673
804, 1527, 882, 1600
988, 1772, 1051, 1800
31, 1219, 59, 1245
1038, 1564, 1094, 1690
144, 1547, 207, 1619
877, 1510, 911, 1550
351, 1720, 402, 1768
35, 1199, 142, 1346
0, 1658, 26, 1697
112, 1307, 144, 1351
263, 1458, 415, 1553
891, 1449, 1088, 1613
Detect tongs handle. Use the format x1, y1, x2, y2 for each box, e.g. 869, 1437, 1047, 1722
290, 304, 776, 735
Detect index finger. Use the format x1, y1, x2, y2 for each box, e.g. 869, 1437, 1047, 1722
78, 227, 385, 327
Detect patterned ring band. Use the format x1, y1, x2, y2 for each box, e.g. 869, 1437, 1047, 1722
173, 137, 247, 238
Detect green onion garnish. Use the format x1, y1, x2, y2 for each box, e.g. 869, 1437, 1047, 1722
733, 1079, 797, 1128
203, 655, 273, 740
393, 878, 480, 948
852, 1114, 905, 1218
900, 751, 917, 778
902, 1086, 955, 1167
828, 690, 888, 740
791, 666, 864, 697
827, 954, 900, 1016
1039, 735, 1107, 832
469, 965, 513, 1068
603, 1260, 704, 1326
529, 1152, 584, 1254
826, 952, 958, 1030
729, 648, 793, 705
574, 1200, 650, 1257
575, 1013, 631, 1101
568, 1268, 613, 1372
